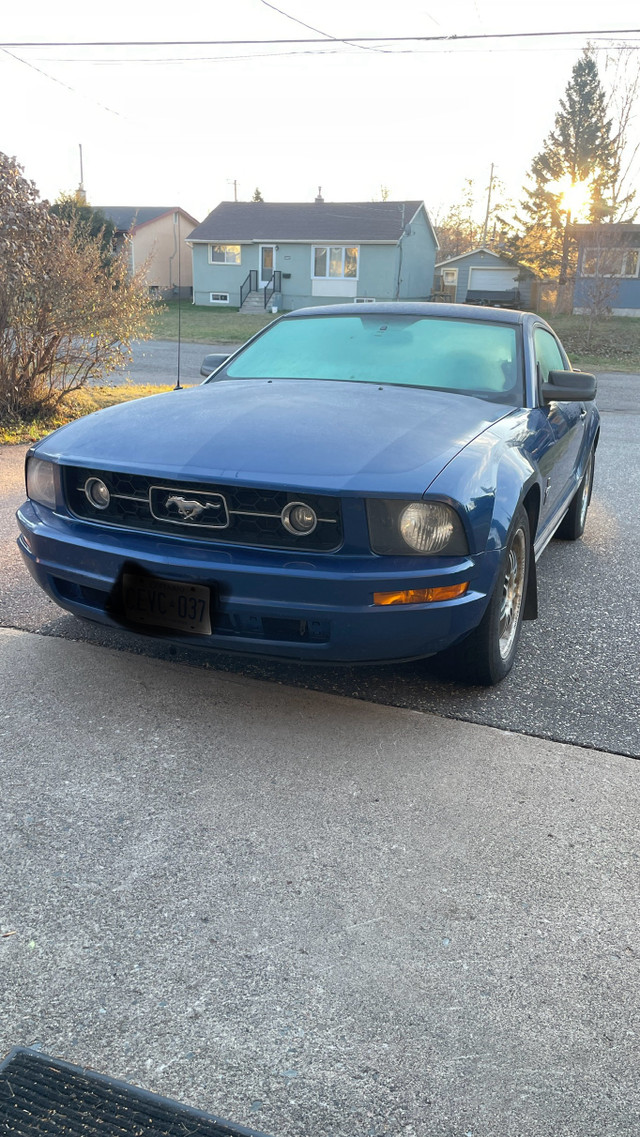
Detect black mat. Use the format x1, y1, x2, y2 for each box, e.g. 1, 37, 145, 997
0, 1048, 273, 1136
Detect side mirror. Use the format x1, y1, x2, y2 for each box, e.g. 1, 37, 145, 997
542, 369, 597, 403
201, 353, 231, 377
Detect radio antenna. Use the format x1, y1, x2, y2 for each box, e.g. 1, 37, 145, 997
174, 209, 182, 390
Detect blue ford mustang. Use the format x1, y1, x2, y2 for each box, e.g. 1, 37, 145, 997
17, 303, 599, 684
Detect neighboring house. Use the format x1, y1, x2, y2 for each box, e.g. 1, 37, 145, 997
573, 223, 640, 316
96, 206, 200, 297
187, 197, 438, 311
434, 248, 538, 309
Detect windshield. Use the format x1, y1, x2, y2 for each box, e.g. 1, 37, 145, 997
221, 314, 524, 405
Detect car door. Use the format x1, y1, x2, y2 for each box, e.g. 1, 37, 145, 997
534, 325, 585, 530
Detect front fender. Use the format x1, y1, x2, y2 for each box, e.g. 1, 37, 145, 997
425, 413, 549, 622
425, 412, 544, 556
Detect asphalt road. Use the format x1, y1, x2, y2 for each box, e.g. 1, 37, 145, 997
1, 372, 638, 758
96, 339, 239, 386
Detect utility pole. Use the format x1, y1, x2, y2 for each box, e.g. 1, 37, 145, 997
481, 163, 495, 247
559, 210, 572, 286
77, 143, 87, 204
227, 179, 238, 202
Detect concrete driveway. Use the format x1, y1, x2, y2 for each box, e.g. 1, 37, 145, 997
1, 627, 639, 1137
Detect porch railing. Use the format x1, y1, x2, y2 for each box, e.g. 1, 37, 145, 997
263, 270, 282, 309
240, 269, 258, 308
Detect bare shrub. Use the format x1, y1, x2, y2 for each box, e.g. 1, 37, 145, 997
0, 153, 154, 421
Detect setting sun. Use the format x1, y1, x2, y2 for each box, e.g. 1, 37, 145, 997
550, 175, 593, 219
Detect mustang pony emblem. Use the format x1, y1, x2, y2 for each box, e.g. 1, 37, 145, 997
165, 495, 222, 522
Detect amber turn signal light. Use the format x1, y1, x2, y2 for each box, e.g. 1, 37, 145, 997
373, 582, 469, 606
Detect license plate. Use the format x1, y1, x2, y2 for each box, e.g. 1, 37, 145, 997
122, 574, 212, 635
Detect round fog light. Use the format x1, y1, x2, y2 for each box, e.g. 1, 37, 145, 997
84, 477, 111, 510
282, 501, 317, 535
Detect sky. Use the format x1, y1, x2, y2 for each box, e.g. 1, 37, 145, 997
1, 0, 639, 226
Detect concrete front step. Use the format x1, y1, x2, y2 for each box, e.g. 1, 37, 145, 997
240, 290, 269, 313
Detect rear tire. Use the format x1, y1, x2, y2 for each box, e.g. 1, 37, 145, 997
556, 449, 594, 541
441, 506, 531, 686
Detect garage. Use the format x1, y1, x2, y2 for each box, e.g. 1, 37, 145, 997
468, 266, 519, 292
434, 249, 537, 307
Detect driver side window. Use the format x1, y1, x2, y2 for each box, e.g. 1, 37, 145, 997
534, 327, 566, 385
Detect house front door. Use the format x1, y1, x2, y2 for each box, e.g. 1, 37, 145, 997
259, 245, 276, 287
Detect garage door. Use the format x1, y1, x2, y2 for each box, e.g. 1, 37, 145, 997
468, 267, 518, 291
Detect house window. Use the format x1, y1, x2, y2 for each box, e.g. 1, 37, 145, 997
210, 292, 230, 304
312, 246, 359, 279
582, 247, 640, 277
441, 268, 458, 295
209, 244, 241, 265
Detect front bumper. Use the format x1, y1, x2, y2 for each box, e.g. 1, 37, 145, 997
17, 501, 498, 664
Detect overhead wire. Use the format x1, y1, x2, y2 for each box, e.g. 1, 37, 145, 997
1, 28, 640, 48
0, 46, 125, 116
27, 40, 640, 65
257, 0, 386, 52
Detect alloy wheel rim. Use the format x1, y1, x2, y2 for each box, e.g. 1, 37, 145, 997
498, 528, 526, 659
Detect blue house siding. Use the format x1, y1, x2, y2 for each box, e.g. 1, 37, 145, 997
356, 245, 398, 301
397, 208, 437, 299
276, 244, 400, 309
574, 273, 640, 314
192, 243, 255, 306
573, 229, 640, 316
193, 238, 433, 309
435, 249, 535, 307
190, 201, 438, 311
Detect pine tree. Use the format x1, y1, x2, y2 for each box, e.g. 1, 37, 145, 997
508, 50, 618, 281
251, 187, 264, 202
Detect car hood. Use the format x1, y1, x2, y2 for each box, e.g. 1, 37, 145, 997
38, 379, 514, 495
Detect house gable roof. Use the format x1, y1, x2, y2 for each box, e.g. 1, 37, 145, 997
188, 201, 429, 244
435, 247, 534, 276
96, 207, 199, 233
573, 222, 640, 243
435, 247, 504, 268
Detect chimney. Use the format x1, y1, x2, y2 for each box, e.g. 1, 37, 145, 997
315, 186, 324, 204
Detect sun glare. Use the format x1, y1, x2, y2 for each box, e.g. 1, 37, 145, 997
550, 176, 592, 220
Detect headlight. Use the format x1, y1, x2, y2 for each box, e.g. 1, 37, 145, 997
367, 499, 468, 556
26, 456, 57, 509
399, 502, 458, 553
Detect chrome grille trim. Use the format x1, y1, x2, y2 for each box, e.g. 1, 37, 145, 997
76, 490, 338, 524
66, 468, 343, 552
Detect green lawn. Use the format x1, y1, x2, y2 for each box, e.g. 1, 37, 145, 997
149, 300, 279, 344
545, 314, 640, 373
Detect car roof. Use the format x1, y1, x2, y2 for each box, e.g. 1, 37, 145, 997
285, 302, 532, 325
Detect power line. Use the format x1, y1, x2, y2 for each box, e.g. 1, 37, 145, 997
28, 40, 640, 65
257, 0, 385, 53
1, 28, 640, 48
0, 46, 125, 116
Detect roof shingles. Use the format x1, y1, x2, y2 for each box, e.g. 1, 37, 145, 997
188, 201, 424, 243
96, 207, 198, 232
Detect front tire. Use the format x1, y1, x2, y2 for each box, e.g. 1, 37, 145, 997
556, 449, 594, 541
443, 506, 531, 686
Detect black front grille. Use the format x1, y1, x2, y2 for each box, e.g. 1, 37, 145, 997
63, 467, 343, 552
